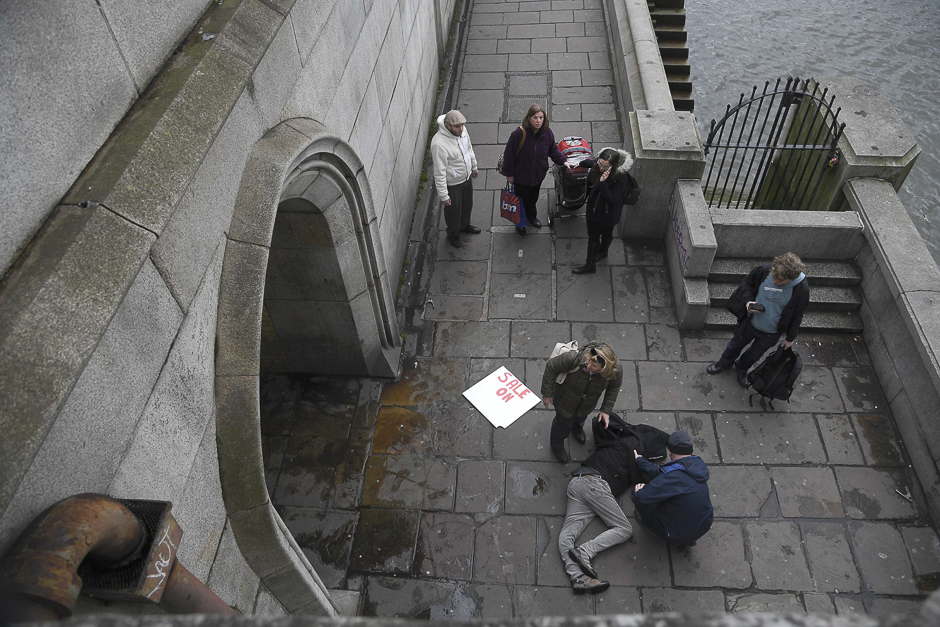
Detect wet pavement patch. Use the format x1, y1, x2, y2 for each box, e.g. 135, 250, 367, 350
350, 509, 420, 575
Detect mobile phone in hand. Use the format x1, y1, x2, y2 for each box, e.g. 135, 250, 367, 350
748, 303, 765, 313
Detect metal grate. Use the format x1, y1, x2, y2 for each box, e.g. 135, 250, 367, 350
77, 499, 170, 593
702, 77, 845, 211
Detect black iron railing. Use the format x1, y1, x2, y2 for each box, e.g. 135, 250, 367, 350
702, 77, 845, 211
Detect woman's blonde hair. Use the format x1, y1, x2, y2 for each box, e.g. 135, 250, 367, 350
585, 343, 618, 380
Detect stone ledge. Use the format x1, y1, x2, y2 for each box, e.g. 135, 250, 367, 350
62, 0, 285, 235
709, 207, 864, 259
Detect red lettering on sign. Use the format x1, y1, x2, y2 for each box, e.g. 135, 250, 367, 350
498, 372, 510, 383
518, 389, 530, 399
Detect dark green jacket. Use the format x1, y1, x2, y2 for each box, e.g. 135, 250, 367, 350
540, 344, 623, 420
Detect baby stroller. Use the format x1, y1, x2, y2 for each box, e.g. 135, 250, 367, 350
549, 136, 593, 226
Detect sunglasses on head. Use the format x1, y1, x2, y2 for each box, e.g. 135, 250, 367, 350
589, 348, 606, 367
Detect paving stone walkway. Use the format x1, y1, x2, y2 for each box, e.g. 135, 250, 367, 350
260, 0, 939, 620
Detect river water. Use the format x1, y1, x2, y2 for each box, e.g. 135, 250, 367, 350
685, 0, 940, 263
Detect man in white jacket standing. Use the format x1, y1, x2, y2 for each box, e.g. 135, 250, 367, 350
431, 110, 480, 248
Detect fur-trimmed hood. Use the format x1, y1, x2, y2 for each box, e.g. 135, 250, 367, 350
600, 147, 634, 179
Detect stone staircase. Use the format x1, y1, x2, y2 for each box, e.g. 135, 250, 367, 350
649, 0, 694, 112
704, 258, 864, 333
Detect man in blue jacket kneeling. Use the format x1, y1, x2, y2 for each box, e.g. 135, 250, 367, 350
631, 431, 713, 546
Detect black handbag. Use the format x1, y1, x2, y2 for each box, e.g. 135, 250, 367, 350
624, 172, 641, 205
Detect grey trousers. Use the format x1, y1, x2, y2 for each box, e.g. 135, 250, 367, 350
558, 475, 634, 580
443, 178, 474, 236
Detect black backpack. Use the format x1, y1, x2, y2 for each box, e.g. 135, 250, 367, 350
747, 345, 802, 410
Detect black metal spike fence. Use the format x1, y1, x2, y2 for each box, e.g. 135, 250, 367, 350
702, 77, 846, 211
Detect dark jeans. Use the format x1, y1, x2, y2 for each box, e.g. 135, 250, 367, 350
716, 317, 780, 372
444, 178, 473, 236
514, 182, 542, 222
586, 219, 614, 253
551, 412, 586, 453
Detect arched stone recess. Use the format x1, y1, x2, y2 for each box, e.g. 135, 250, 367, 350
214, 119, 401, 615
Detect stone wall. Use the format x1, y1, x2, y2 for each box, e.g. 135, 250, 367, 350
847, 178, 940, 528
0, 0, 454, 616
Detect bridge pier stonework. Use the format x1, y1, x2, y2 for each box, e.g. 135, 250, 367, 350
214, 119, 402, 616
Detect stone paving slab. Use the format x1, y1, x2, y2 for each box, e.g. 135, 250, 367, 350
708, 465, 773, 517
424, 295, 484, 320
505, 460, 571, 515
510, 321, 570, 357
748, 521, 814, 591
281, 507, 356, 588
490, 273, 553, 319
557, 269, 615, 321
835, 466, 919, 520
803, 521, 861, 593
900, 525, 940, 586
456, 460, 505, 514
515, 585, 594, 617
574, 321, 646, 361
677, 412, 719, 463
350, 509, 419, 575
593, 519, 672, 587
852, 413, 905, 466
671, 522, 752, 589
361, 455, 456, 509
816, 414, 866, 464
771, 467, 845, 518
473, 515, 538, 584
416, 512, 475, 580
849, 521, 918, 594
432, 402, 493, 458
434, 321, 510, 357
642, 588, 726, 613
595, 586, 642, 614
715, 413, 827, 464
730, 593, 804, 613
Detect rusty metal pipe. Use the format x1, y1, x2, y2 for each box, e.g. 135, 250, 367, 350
0, 493, 147, 621
158, 559, 235, 615
0, 493, 237, 621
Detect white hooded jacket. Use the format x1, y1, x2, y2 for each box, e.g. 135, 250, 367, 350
430, 114, 478, 202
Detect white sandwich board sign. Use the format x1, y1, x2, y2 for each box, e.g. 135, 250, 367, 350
463, 366, 540, 428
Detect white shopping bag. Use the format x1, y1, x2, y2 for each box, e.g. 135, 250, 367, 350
463, 366, 540, 428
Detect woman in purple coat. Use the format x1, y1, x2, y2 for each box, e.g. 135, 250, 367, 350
501, 104, 571, 235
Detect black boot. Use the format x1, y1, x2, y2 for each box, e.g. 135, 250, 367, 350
572, 241, 598, 274
595, 233, 612, 261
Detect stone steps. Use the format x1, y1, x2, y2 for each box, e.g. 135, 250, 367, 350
709, 281, 862, 312
650, 2, 693, 111
704, 257, 864, 333
705, 308, 864, 333
649, 7, 687, 27
709, 258, 862, 286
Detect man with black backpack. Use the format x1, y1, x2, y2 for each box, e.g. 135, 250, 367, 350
706, 252, 809, 387
559, 414, 670, 594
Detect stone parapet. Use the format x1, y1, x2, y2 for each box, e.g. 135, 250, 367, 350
709, 207, 865, 259
846, 177, 940, 528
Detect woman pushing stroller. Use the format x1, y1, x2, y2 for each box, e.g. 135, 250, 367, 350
572, 148, 638, 274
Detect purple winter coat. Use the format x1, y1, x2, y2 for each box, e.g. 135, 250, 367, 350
501, 126, 567, 186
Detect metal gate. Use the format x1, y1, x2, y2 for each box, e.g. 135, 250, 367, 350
702, 77, 845, 211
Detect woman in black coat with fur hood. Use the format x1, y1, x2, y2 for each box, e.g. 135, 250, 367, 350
573, 148, 637, 274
